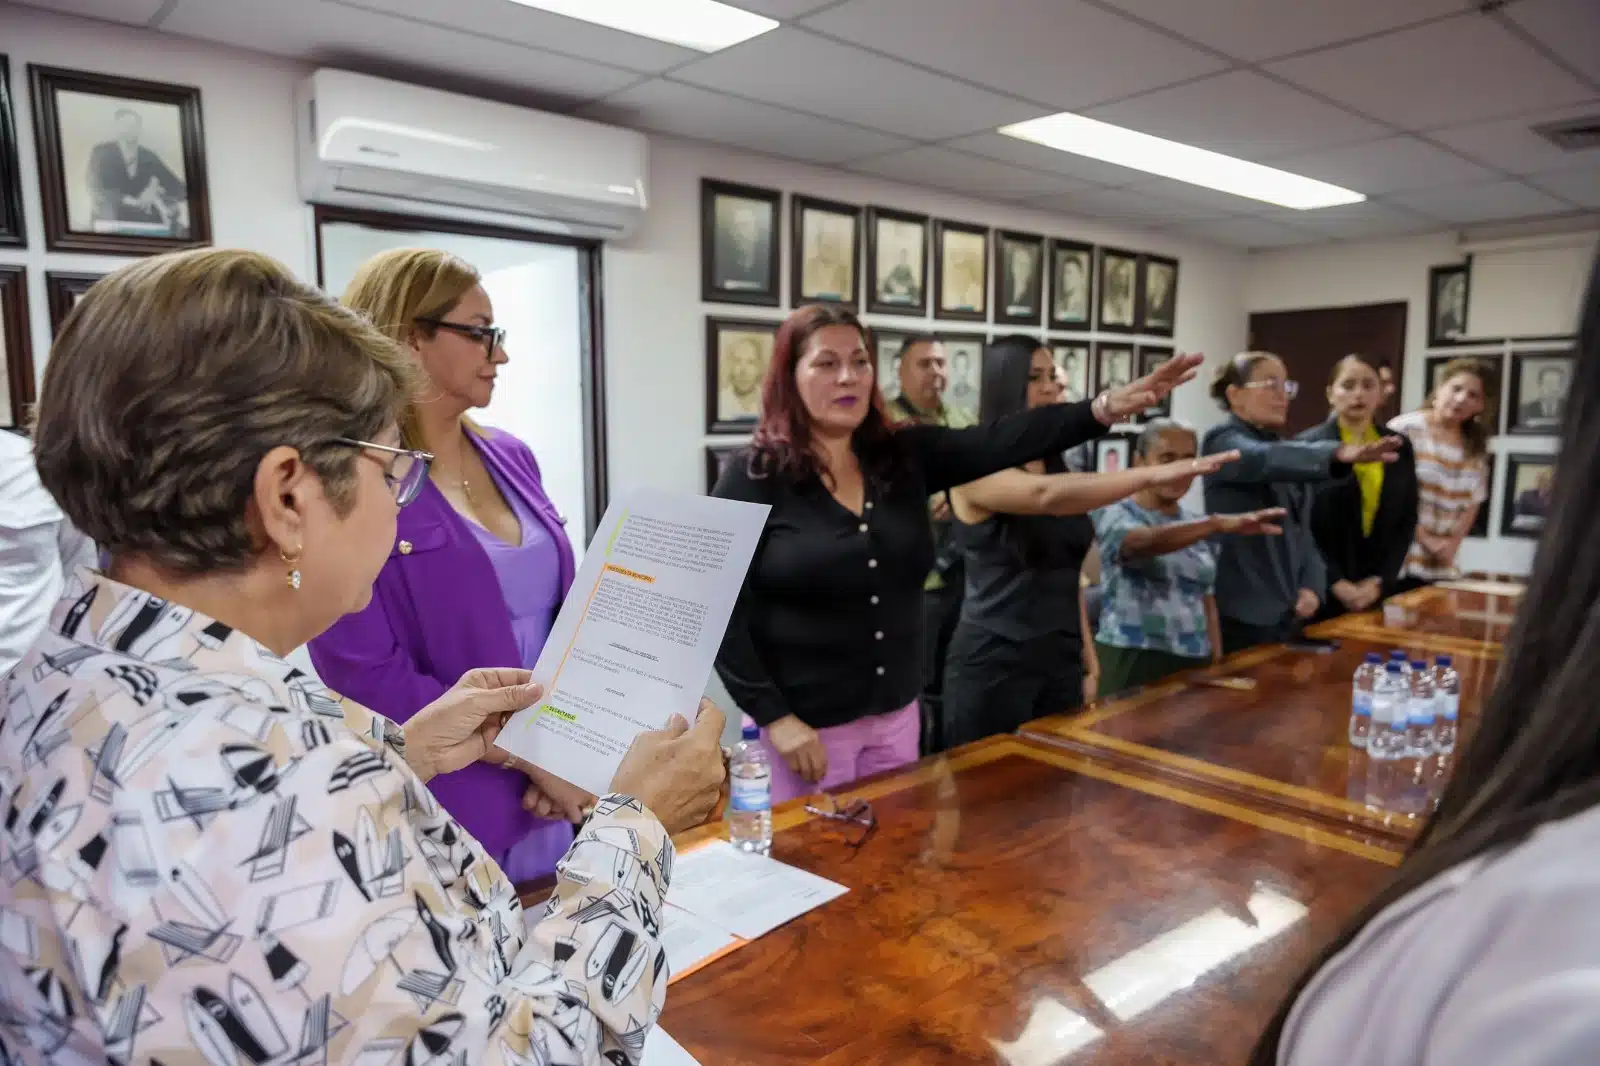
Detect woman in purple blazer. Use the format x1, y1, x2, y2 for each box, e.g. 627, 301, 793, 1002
310, 248, 580, 882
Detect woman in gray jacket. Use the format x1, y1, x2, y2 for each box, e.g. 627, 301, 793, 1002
1254, 252, 1600, 1065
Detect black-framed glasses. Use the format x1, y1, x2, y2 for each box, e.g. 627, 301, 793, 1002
333, 438, 433, 507
415, 317, 505, 357
804, 794, 877, 850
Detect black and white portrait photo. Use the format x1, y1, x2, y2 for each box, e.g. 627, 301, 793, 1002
941, 335, 984, 422
866, 207, 927, 316
705, 317, 776, 433
994, 230, 1043, 326
1099, 248, 1138, 331
1096, 343, 1134, 391
1139, 255, 1177, 336
1138, 346, 1174, 418
792, 195, 858, 308
1049, 240, 1093, 327
1502, 455, 1555, 539
1428, 263, 1469, 346
0, 265, 34, 428
875, 330, 910, 403
701, 179, 780, 306
1, 57, 24, 248
1508, 350, 1573, 434
30, 66, 210, 254
935, 219, 988, 322
1052, 343, 1090, 403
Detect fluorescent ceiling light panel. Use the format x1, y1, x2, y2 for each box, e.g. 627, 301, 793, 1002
999, 113, 1365, 210
506, 0, 777, 52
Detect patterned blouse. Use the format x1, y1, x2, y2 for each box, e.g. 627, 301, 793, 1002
1092, 499, 1218, 659
0, 571, 672, 1066
1389, 411, 1489, 581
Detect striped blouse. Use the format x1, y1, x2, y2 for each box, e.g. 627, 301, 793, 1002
1390, 410, 1488, 580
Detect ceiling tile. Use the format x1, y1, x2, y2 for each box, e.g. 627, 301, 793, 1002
1030, 186, 1232, 226
944, 133, 1149, 187
1267, 14, 1594, 130
1260, 200, 1443, 240
1125, 176, 1267, 214
1087, 71, 1387, 160
1502, 0, 1600, 83
1429, 99, 1600, 173
163, 0, 639, 105
670, 27, 1048, 140
1171, 216, 1325, 250
13, 0, 166, 23
1270, 136, 1499, 195
579, 80, 913, 164
341, 0, 698, 73
1526, 163, 1600, 208
802, 0, 1226, 110
1386, 179, 1573, 222
847, 146, 1092, 201
1098, 0, 1464, 62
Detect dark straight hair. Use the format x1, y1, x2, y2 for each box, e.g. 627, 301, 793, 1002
977, 334, 1065, 568
1250, 251, 1600, 1061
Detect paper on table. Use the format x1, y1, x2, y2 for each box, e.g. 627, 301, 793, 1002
659, 902, 739, 980
644, 1027, 701, 1065
1435, 578, 1526, 597
667, 840, 849, 940
496, 488, 769, 796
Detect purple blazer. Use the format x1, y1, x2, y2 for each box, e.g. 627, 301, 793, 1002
309, 428, 576, 857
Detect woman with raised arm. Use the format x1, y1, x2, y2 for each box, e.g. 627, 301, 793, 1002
713, 309, 1199, 801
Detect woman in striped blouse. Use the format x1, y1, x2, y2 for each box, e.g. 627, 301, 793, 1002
1388, 357, 1493, 584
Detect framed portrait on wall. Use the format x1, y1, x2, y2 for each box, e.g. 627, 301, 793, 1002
1098, 247, 1138, 332
1051, 342, 1091, 403
0, 266, 34, 428
1048, 239, 1093, 328
46, 271, 104, 336
1427, 263, 1469, 346
1138, 346, 1174, 418
865, 206, 927, 317
939, 332, 985, 423
790, 194, 858, 309
1501, 453, 1554, 540
1425, 353, 1503, 438
701, 179, 780, 306
30, 65, 210, 255
1469, 454, 1496, 538
1506, 349, 1573, 435
1137, 254, 1178, 336
1095, 341, 1135, 392
705, 444, 742, 494
933, 219, 988, 322
993, 230, 1043, 326
705, 316, 776, 434
874, 328, 912, 403
1, 57, 25, 248
1095, 435, 1132, 474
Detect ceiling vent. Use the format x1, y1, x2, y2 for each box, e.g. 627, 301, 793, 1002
1531, 114, 1600, 153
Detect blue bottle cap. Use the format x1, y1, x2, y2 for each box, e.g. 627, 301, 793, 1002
1385, 661, 1403, 673
1364, 652, 1382, 664
1389, 650, 1407, 661
1410, 660, 1428, 670
1436, 654, 1452, 666
741, 724, 761, 741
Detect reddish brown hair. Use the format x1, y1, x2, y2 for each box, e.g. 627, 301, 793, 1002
749, 304, 901, 484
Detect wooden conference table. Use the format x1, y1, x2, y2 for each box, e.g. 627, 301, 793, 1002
518, 585, 1517, 1065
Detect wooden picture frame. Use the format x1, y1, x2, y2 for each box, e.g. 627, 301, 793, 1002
1505, 349, 1573, 436
705, 316, 777, 434
701, 178, 781, 307
933, 218, 989, 323
1094, 341, 1136, 392
938, 331, 986, 423
1424, 352, 1503, 438
1138, 345, 1174, 419
1098, 246, 1139, 333
993, 229, 1044, 327
1469, 453, 1496, 539
790, 194, 859, 310
1095, 435, 1132, 474
865, 206, 928, 317
30, 65, 211, 255
45, 270, 105, 336
705, 444, 742, 494
0, 57, 25, 248
1500, 452, 1554, 540
1427, 263, 1470, 347
1137, 254, 1178, 337
0, 265, 34, 428
1047, 239, 1094, 329
1051, 342, 1092, 404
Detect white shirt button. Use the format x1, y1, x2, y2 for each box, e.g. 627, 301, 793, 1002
874, 631, 884, 640
858, 523, 869, 533
875, 666, 886, 676
870, 595, 880, 605
868, 558, 878, 568
865, 502, 874, 510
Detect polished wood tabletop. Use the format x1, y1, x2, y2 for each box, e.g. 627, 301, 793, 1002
1310, 585, 1521, 651
641, 736, 1399, 1066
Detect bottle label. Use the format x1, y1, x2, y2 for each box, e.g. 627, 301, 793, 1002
1352, 692, 1372, 718
729, 771, 771, 813
1435, 692, 1459, 721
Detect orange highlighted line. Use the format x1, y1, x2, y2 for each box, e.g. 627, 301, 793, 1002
604, 564, 656, 583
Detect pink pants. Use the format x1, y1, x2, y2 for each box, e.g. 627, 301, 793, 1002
751, 700, 922, 805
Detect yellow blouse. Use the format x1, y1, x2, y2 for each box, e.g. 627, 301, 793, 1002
1341, 421, 1384, 536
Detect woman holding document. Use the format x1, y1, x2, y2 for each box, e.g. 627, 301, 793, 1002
310, 248, 581, 883
12, 248, 724, 1066
713, 305, 1200, 801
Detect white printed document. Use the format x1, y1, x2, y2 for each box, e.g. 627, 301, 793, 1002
667, 840, 849, 940
644, 1027, 701, 1065
658, 903, 739, 978
496, 489, 769, 796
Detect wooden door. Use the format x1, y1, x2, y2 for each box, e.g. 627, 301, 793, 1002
1247, 302, 1408, 435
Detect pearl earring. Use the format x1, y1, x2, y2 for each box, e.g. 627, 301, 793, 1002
282, 547, 303, 591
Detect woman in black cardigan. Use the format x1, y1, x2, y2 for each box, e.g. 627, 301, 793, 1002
1297, 353, 1419, 618
713, 305, 1200, 801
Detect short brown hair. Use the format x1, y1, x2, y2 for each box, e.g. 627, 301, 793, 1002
34, 248, 413, 574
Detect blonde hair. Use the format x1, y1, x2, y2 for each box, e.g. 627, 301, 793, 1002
34, 248, 413, 574
339, 248, 482, 451
1426, 356, 1494, 458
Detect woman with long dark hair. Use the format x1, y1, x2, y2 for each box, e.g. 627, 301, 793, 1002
939, 336, 1236, 748
713, 311, 1200, 801
1253, 255, 1600, 1063
1297, 353, 1420, 617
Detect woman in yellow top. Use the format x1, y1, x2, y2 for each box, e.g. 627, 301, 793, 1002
1296, 353, 1419, 617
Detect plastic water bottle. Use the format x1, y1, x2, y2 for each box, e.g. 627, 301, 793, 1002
1432, 655, 1460, 755
1348, 652, 1380, 749
1406, 660, 1436, 757
727, 724, 772, 855
1365, 662, 1409, 811
1389, 650, 1412, 683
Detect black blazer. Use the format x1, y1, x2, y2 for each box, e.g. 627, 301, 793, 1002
1296, 417, 1419, 605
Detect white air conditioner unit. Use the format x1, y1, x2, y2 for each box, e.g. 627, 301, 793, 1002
296, 69, 648, 239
